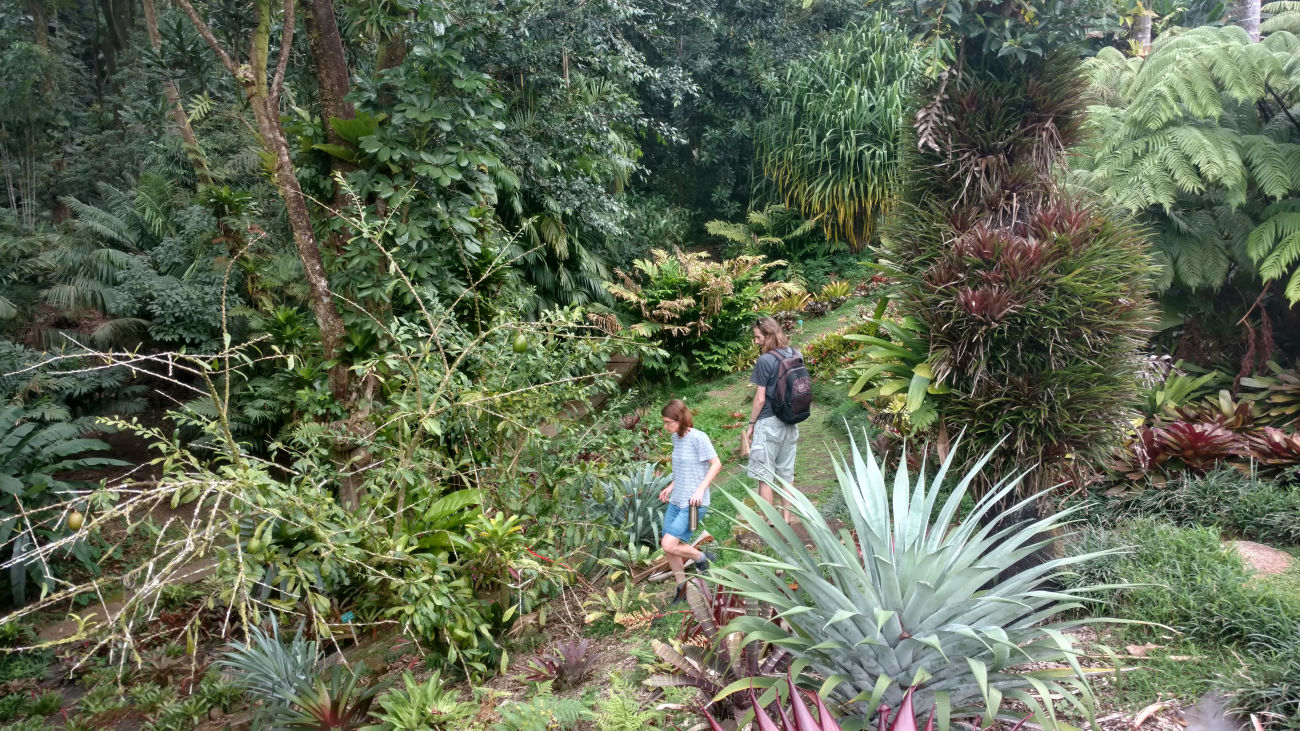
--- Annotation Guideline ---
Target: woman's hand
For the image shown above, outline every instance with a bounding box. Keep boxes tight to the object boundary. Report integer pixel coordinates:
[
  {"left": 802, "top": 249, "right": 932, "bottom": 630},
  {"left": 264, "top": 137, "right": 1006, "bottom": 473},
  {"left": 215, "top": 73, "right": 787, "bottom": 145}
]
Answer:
[
  {"left": 689, "top": 488, "right": 707, "bottom": 506},
  {"left": 659, "top": 485, "right": 672, "bottom": 503}
]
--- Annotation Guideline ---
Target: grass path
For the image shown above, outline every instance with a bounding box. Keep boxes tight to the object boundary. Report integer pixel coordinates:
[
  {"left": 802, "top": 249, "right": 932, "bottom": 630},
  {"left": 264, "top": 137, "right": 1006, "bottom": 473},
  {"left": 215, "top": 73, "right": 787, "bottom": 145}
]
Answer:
[{"left": 650, "top": 299, "right": 871, "bottom": 566}]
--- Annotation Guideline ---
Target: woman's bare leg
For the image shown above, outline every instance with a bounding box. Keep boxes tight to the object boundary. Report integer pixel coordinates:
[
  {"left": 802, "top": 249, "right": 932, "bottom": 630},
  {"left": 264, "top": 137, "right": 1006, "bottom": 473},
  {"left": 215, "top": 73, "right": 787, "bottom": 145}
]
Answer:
[{"left": 661, "top": 535, "right": 701, "bottom": 586}]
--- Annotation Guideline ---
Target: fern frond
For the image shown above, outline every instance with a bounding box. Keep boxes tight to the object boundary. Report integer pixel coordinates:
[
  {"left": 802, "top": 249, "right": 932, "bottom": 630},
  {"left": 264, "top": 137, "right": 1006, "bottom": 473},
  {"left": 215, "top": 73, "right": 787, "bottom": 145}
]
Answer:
[
  {"left": 90, "top": 318, "right": 150, "bottom": 348},
  {"left": 1262, "top": 1, "right": 1300, "bottom": 33},
  {"left": 60, "top": 196, "right": 138, "bottom": 251},
  {"left": 1241, "top": 135, "right": 1297, "bottom": 198},
  {"left": 1247, "top": 202, "right": 1300, "bottom": 302},
  {"left": 186, "top": 93, "right": 214, "bottom": 121},
  {"left": 705, "top": 220, "right": 753, "bottom": 245}
]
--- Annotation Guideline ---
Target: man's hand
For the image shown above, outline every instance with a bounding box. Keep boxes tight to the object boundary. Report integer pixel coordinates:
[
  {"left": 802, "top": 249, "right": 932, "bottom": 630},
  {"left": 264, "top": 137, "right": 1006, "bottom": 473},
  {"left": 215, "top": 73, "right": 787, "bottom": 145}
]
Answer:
[
  {"left": 689, "top": 489, "right": 706, "bottom": 506},
  {"left": 659, "top": 485, "right": 672, "bottom": 503}
]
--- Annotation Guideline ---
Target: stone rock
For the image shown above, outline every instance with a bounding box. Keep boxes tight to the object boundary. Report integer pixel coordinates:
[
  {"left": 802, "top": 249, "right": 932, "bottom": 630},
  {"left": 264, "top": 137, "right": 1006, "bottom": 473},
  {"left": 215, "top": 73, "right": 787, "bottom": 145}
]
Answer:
[{"left": 1230, "top": 540, "right": 1294, "bottom": 576}]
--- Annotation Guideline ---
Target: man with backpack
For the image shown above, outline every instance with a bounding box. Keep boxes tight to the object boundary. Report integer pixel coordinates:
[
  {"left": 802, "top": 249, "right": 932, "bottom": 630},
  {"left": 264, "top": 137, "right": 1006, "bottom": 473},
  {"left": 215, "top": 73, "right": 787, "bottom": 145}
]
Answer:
[{"left": 744, "top": 316, "right": 812, "bottom": 525}]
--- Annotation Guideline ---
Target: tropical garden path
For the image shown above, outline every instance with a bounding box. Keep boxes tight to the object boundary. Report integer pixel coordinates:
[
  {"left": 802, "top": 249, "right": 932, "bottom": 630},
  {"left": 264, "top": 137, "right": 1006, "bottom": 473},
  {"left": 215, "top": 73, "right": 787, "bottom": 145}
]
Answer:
[
  {"left": 659, "top": 299, "right": 869, "bottom": 566},
  {"left": 459, "top": 300, "right": 876, "bottom": 721}
]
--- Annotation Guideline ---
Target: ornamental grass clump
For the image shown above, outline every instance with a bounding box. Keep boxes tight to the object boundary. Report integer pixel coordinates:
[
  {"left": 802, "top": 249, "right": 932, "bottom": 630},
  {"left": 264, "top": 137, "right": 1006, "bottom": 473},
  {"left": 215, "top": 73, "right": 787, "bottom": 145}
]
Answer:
[{"left": 712, "top": 436, "right": 1119, "bottom": 729}]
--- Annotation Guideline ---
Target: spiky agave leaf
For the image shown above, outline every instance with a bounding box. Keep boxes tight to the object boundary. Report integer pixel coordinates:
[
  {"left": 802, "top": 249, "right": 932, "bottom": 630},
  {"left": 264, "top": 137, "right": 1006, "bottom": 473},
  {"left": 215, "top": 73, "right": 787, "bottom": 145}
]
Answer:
[
  {"left": 710, "top": 435, "right": 1122, "bottom": 730},
  {"left": 217, "top": 617, "right": 319, "bottom": 704},
  {"left": 271, "top": 665, "right": 384, "bottom": 730}
]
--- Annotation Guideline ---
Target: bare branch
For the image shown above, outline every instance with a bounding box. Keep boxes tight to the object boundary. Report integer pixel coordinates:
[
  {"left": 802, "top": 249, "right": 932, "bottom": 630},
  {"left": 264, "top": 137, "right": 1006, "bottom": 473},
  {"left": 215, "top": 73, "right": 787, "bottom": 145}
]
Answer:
[
  {"left": 173, "top": 0, "right": 241, "bottom": 78},
  {"left": 271, "top": 0, "right": 295, "bottom": 106}
]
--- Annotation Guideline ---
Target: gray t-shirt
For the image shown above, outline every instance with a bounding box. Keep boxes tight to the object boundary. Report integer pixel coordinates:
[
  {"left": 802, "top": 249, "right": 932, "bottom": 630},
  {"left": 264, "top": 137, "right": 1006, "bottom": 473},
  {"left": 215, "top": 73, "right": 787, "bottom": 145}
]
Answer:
[
  {"left": 670, "top": 428, "right": 718, "bottom": 507},
  {"left": 750, "top": 347, "right": 797, "bottom": 420}
]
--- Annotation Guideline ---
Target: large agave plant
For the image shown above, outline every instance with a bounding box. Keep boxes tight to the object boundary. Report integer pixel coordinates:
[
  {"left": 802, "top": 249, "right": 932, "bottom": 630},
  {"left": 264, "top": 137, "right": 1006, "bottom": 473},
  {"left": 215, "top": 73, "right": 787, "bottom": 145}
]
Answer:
[{"left": 712, "top": 436, "right": 1117, "bottom": 729}]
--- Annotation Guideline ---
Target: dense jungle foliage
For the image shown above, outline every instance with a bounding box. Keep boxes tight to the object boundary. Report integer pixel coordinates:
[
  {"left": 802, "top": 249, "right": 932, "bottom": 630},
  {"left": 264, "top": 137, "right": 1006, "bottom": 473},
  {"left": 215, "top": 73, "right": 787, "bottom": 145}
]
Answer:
[{"left": 1, "top": 0, "right": 1300, "bottom": 728}]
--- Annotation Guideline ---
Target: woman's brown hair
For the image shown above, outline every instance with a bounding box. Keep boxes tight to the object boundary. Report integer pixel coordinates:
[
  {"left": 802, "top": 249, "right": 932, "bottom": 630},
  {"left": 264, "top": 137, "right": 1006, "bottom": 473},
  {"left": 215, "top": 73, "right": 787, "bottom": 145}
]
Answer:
[
  {"left": 753, "top": 316, "right": 790, "bottom": 353},
  {"left": 661, "top": 399, "right": 693, "bottom": 437}
]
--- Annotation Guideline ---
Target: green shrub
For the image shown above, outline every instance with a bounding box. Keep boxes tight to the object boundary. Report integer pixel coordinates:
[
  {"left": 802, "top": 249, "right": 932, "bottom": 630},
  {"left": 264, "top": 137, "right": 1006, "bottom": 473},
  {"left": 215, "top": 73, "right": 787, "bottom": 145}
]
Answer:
[
  {"left": 1092, "top": 468, "right": 1300, "bottom": 544},
  {"left": 714, "top": 436, "right": 1116, "bottom": 728},
  {"left": 1230, "top": 632, "right": 1300, "bottom": 728},
  {"left": 606, "top": 248, "right": 798, "bottom": 379},
  {"left": 0, "top": 695, "right": 23, "bottom": 723},
  {"left": 127, "top": 682, "right": 176, "bottom": 713},
  {"left": 0, "top": 648, "right": 51, "bottom": 683},
  {"left": 368, "top": 671, "right": 474, "bottom": 730},
  {"left": 143, "top": 696, "right": 209, "bottom": 731},
  {"left": 26, "top": 690, "right": 60, "bottom": 716},
  {"left": 884, "top": 46, "right": 1154, "bottom": 498},
  {"left": 802, "top": 320, "right": 872, "bottom": 378}
]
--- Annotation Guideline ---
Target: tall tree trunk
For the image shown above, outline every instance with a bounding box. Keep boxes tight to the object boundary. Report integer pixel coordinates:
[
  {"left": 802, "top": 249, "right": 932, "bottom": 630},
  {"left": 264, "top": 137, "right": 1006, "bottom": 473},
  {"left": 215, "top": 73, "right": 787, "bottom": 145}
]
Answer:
[
  {"left": 244, "top": 92, "right": 348, "bottom": 400},
  {"left": 1234, "top": 0, "right": 1261, "bottom": 41},
  {"left": 299, "top": 0, "right": 356, "bottom": 254},
  {"left": 301, "top": 0, "right": 392, "bottom": 510},
  {"left": 29, "top": 1, "right": 70, "bottom": 223},
  {"left": 300, "top": 0, "right": 354, "bottom": 145},
  {"left": 1132, "top": 9, "right": 1153, "bottom": 55},
  {"left": 177, "top": 0, "right": 362, "bottom": 507},
  {"left": 141, "top": 0, "right": 213, "bottom": 186},
  {"left": 28, "top": 1, "right": 48, "bottom": 50},
  {"left": 175, "top": 0, "right": 351, "bottom": 404}
]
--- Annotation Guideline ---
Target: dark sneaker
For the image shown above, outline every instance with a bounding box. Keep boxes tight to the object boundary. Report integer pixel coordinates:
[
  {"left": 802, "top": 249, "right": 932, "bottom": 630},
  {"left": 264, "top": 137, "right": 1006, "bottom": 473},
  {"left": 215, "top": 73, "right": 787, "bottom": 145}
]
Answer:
[
  {"left": 692, "top": 551, "right": 716, "bottom": 574},
  {"left": 669, "top": 582, "right": 687, "bottom": 605}
]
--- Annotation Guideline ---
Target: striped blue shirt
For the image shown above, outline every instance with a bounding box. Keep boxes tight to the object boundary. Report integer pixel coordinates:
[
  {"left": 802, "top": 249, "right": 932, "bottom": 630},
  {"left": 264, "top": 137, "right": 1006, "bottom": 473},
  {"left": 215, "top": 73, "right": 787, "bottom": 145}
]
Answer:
[{"left": 670, "top": 428, "right": 718, "bottom": 507}]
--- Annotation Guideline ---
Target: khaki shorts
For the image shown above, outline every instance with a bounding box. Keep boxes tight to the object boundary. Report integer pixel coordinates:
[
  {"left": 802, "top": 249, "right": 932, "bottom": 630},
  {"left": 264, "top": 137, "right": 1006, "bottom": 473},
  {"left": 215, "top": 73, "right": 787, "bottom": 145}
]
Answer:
[{"left": 747, "top": 416, "right": 798, "bottom": 486}]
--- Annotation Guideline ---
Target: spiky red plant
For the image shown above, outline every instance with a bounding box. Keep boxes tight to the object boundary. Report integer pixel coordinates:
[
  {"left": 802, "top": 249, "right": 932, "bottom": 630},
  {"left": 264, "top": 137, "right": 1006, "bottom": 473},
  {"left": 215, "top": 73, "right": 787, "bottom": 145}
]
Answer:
[
  {"left": 677, "top": 581, "right": 746, "bottom": 648},
  {"left": 703, "top": 673, "right": 936, "bottom": 731},
  {"left": 1245, "top": 427, "right": 1300, "bottom": 473},
  {"left": 1155, "top": 421, "right": 1240, "bottom": 472},
  {"left": 1110, "top": 424, "right": 1170, "bottom": 480},
  {"left": 523, "top": 639, "right": 598, "bottom": 689}
]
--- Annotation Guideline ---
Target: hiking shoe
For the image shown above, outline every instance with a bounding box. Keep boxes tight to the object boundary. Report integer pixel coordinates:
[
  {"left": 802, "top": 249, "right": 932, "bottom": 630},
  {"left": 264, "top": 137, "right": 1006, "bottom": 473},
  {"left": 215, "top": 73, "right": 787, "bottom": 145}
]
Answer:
[
  {"left": 669, "top": 582, "right": 687, "bottom": 605},
  {"left": 692, "top": 551, "right": 716, "bottom": 574}
]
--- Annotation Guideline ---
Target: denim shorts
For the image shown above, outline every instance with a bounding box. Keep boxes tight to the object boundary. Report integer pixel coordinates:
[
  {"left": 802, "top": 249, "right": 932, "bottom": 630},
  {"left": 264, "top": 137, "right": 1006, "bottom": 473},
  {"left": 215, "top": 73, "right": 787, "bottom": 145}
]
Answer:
[{"left": 663, "top": 503, "right": 707, "bottom": 542}]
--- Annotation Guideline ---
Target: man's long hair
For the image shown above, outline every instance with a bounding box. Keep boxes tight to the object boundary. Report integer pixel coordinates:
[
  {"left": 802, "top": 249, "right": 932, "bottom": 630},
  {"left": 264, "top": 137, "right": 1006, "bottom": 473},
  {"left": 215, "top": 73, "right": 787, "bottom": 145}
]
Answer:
[{"left": 754, "top": 317, "right": 789, "bottom": 354}]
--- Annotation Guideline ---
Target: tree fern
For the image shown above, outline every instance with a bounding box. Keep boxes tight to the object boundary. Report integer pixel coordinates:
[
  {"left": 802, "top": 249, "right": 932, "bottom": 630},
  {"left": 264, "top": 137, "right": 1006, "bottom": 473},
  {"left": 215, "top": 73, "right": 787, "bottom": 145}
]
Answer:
[
  {"left": 1263, "top": 1, "right": 1300, "bottom": 33},
  {"left": 1075, "top": 24, "right": 1300, "bottom": 301}
]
